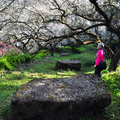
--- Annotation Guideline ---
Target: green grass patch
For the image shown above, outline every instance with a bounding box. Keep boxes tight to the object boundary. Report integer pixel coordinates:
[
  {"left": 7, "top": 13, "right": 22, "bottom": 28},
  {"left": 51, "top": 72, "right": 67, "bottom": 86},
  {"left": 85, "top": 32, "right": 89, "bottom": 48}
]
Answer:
[{"left": 102, "top": 70, "right": 120, "bottom": 120}]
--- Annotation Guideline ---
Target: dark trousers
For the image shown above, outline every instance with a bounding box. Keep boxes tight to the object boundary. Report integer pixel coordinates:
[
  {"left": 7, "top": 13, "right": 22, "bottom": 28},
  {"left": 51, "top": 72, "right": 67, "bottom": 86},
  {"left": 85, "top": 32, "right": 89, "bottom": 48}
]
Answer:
[{"left": 94, "top": 66, "right": 102, "bottom": 77}]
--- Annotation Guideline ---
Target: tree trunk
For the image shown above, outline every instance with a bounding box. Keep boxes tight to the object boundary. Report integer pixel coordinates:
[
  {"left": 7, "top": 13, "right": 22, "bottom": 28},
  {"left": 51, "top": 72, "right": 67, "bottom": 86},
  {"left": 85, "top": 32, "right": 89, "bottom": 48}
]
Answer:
[
  {"left": 109, "top": 49, "right": 120, "bottom": 71},
  {"left": 50, "top": 48, "right": 55, "bottom": 56},
  {"left": 109, "top": 32, "right": 112, "bottom": 48},
  {"left": 71, "top": 47, "right": 76, "bottom": 54},
  {"left": 104, "top": 44, "right": 114, "bottom": 59}
]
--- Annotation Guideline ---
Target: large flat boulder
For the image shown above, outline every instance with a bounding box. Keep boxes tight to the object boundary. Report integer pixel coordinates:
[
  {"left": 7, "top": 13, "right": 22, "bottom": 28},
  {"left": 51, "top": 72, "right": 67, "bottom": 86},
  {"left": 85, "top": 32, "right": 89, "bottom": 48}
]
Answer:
[
  {"left": 55, "top": 60, "right": 81, "bottom": 70},
  {"left": 8, "top": 74, "right": 111, "bottom": 120}
]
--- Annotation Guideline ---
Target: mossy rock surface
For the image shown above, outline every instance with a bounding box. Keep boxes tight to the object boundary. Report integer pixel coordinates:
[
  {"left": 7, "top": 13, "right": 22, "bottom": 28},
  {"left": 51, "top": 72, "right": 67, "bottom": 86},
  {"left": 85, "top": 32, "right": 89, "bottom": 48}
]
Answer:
[{"left": 8, "top": 74, "right": 111, "bottom": 120}]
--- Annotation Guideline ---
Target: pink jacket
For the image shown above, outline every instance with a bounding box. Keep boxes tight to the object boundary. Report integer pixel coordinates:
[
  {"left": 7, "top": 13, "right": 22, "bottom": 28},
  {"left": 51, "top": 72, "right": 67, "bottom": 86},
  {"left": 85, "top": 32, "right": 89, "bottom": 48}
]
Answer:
[{"left": 95, "top": 49, "right": 105, "bottom": 66}]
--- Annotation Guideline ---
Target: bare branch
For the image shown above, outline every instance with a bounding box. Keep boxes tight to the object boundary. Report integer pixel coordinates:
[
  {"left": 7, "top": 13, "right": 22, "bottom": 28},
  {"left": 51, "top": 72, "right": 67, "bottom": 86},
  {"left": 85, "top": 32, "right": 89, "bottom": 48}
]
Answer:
[
  {"left": 89, "top": 0, "right": 110, "bottom": 25},
  {"left": 45, "top": 23, "right": 106, "bottom": 41},
  {"left": 0, "top": 0, "right": 15, "bottom": 12}
]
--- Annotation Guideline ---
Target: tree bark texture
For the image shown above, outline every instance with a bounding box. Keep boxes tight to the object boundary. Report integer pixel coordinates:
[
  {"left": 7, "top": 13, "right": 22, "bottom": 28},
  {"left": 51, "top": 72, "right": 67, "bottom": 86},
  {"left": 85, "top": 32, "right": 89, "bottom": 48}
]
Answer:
[{"left": 109, "top": 49, "right": 120, "bottom": 71}]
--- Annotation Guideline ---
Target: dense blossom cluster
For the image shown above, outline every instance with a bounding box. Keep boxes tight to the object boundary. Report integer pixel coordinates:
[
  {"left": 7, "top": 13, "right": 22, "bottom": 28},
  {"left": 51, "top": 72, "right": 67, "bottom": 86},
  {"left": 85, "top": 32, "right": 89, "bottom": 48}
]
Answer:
[{"left": 0, "top": 40, "right": 19, "bottom": 56}]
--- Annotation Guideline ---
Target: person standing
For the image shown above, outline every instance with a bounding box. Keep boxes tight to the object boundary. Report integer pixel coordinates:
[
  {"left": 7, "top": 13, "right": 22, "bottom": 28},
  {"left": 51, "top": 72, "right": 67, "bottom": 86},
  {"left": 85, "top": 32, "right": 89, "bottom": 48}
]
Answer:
[{"left": 94, "top": 42, "right": 105, "bottom": 77}]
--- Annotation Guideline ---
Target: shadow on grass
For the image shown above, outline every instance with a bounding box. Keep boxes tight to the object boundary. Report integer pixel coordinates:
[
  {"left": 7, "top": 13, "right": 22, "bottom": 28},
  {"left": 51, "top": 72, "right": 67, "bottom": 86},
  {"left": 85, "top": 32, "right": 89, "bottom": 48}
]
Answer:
[
  {"left": 1, "top": 105, "right": 11, "bottom": 119},
  {"left": 0, "top": 84, "right": 19, "bottom": 119},
  {"left": 21, "top": 61, "right": 95, "bottom": 77}
]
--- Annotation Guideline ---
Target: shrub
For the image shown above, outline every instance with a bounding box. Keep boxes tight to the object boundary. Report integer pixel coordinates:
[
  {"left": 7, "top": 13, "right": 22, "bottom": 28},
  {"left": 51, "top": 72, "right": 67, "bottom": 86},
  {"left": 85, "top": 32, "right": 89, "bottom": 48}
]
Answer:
[
  {"left": 32, "top": 50, "right": 49, "bottom": 61},
  {"left": 59, "top": 46, "right": 71, "bottom": 52},
  {"left": 59, "top": 46, "right": 81, "bottom": 53},
  {"left": 0, "top": 56, "right": 13, "bottom": 70},
  {"left": 0, "top": 41, "right": 19, "bottom": 56},
  {"left": 0, "top": 52, "right": 28, "bottom": 70},
  {"left": 23, "top": 52, "right": 33, "bottom": 63},
  {"left": 76, "top": 48, "right": 81, "bottom": 53},
  {"left": 0, "top": 52, "right": 29, "bottom": 70},
  {"left": 0, "top": 50, "right": 49, "bottom": 71},
  {"left": 6, "top": 53, "right": 25, "bottom": 67}
]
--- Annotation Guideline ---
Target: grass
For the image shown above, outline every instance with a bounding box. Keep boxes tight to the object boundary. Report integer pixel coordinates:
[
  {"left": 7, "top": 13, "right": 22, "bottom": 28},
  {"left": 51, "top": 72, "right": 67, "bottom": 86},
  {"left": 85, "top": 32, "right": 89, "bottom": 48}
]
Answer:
[{"left": 0, "top": 45, "right": 120, "bottom": 120}]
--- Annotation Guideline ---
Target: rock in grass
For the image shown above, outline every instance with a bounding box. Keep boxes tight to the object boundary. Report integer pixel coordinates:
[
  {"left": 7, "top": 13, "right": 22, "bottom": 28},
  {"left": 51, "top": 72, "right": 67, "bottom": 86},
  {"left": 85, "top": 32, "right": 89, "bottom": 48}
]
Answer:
[
  {"left": 55, "top": 59, "right": 81, "bottom": 70},
  {"left": 60, "top": 53, "right": 69, "bottom": 56},
  {"left": 8, "top": 74, "right": 111, "bottom": 120}
]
